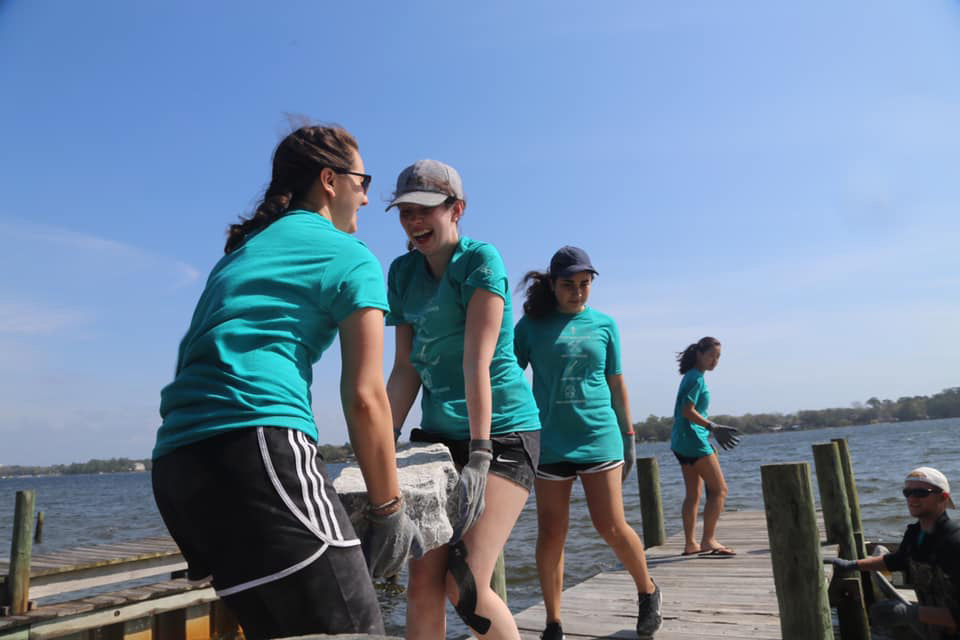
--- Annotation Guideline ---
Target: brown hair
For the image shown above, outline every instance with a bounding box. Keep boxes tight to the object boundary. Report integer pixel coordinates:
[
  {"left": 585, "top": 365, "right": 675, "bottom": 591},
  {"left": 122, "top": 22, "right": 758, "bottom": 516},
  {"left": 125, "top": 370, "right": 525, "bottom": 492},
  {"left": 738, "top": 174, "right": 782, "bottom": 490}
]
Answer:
[
  {"left": 224, "top": 125, "right": 358, "bottom": 253},
  {"left": 518, "top": 270, "right": 557, "bottom": 319},
  {"left": 677, "top": 337, "right": 721, "bottom": 374}
]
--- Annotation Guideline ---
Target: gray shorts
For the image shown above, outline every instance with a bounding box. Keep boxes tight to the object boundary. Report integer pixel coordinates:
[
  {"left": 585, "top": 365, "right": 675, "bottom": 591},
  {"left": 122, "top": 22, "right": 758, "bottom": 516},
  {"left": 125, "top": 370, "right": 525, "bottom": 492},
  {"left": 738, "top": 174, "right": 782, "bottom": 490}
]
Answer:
[{"left": 409, "top": 428, "right": 540, "bottom": 492}]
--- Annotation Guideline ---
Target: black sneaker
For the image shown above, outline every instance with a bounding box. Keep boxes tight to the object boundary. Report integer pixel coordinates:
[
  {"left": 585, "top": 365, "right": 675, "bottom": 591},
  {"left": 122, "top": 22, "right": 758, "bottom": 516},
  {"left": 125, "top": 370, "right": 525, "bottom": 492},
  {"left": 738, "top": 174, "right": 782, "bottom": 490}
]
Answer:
[
  {"left": 636, "top": 582, "right": 663, "bottom": 638},
  {"left": 541, "top": 621, "right": 564, "bottom": 640}
]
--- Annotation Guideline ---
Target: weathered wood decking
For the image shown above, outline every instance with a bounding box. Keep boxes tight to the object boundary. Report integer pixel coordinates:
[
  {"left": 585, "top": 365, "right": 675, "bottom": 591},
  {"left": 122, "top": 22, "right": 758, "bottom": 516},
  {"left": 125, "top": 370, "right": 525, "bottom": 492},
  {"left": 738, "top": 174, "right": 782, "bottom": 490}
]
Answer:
[{"left": 514, "top": 510, "right": 791, "bottom": 640}]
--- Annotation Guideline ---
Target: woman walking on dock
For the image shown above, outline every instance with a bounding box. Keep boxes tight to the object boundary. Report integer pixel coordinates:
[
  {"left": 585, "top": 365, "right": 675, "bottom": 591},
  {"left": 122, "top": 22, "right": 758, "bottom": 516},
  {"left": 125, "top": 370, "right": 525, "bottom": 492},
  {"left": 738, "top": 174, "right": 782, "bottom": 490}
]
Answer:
[
  {"left": 385, "top": 159, "right": 541, "bottom": 640},
  {"left": 152, "top": 125, "right": 420, "bottom": 639},
  {"left": 513, "top": 246, "right": 662, "bottom": 640},
  {"left": 671, "top": 337, "right": 740, "bottom": 557}
]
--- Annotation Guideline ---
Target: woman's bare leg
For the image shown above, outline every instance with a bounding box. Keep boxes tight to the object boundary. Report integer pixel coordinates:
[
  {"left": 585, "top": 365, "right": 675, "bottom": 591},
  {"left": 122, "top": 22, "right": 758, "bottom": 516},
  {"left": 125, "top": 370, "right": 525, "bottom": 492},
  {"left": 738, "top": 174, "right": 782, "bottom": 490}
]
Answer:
[
  {"left": 679, "top": 462, "right": 703, "bottom": 554},
  {"left": 693, "top": 453, "right": 729, "bottom": 551},
  {"left": 534, "top": 477, "right": 574, "bottom": 624}
]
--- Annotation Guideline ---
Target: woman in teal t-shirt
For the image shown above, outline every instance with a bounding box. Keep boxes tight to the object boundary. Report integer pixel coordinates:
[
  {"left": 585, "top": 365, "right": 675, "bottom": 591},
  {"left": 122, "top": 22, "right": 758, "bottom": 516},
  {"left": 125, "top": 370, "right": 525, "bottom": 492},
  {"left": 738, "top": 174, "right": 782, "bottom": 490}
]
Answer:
[
  {"left": 671, "top": 337, "right": 740, "bottom": 557},
  {"left": 385, "top": 159, "right": 541, "bottom": 639},
  {"left": 152, "top": 126, "right": 420, "bottom": 639},
  {"left": 513, "top": 246, "right": 661, "bottom": 640}
]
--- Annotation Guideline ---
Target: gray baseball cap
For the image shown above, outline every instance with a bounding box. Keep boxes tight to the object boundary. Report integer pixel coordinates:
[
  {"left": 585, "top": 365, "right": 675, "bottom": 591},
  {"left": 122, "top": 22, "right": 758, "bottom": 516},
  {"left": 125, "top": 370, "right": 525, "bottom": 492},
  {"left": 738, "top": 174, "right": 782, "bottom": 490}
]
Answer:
[{"left": 385, "top": 159, "right": 465, "bottom": 211}]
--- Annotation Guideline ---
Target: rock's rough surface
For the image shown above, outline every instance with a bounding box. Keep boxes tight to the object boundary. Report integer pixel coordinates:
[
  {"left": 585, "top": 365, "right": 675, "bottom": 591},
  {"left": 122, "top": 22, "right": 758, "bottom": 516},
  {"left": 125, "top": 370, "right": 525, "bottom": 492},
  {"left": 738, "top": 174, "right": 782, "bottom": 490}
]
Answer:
[{"left": 332, "top": 443, "right": 459, "bottom": 552}]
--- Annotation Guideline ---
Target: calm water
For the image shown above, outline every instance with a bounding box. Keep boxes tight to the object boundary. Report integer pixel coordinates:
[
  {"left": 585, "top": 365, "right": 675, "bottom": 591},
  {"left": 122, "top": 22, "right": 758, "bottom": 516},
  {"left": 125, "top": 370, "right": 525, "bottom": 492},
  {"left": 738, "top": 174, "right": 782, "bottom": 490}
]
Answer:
[{"left": 3, "top": 418, "right": 959, "bottom": 637}]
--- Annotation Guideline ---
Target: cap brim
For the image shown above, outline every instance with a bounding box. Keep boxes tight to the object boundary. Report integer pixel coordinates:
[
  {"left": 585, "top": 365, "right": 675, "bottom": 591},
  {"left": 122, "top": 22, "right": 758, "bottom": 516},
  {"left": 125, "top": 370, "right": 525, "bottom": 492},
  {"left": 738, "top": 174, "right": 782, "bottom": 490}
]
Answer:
[
  {"left": 552, "top": 264, "right": 599, "bottom": 278},
  {"left": 385, "top": 191, "right": 449, "bottom": 211}
]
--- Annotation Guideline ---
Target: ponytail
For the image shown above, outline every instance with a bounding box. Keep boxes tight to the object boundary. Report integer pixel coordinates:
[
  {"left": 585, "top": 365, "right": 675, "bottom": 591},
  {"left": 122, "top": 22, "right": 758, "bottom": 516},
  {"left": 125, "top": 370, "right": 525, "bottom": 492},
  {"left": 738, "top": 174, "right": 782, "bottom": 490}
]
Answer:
[
  {"left": 676, "top": 336, "right": 721, "bottom": 374},
  {"left": 519, "top": 270, "right": 556, "bottom": 319},
  {"left": 223, "top": 124, "right": 359, "bottom": 254}
]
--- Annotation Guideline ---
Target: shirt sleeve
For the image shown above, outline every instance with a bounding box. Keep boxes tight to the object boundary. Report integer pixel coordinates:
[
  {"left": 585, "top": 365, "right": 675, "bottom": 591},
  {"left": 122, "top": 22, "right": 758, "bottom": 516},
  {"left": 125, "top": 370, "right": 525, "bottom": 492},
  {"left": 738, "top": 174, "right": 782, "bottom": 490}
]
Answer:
[
  {"left": 605, "top": 317, "right": 623, "bottom": 376},
  {"left": 882, "top": 527, "right": 913, "bottom": 572},
  {"left": 513, "top": 317, "right": 530, "bottom": 369},
  {"left": 683, "top": 374, "right": 704, "bottom": 407},
  {"left": 462, "top": 243, "right": 509, "bottom": 304},
  {"left": 329, "top": 245, "right": 389, "bottom": 324}
]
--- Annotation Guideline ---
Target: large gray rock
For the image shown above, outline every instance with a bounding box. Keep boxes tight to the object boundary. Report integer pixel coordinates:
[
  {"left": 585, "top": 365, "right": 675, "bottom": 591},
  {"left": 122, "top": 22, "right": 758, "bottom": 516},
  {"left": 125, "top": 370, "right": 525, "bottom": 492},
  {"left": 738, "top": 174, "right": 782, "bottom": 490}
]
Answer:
[{"left": 333, "top": 443, "right": 459, "bottom": 552}]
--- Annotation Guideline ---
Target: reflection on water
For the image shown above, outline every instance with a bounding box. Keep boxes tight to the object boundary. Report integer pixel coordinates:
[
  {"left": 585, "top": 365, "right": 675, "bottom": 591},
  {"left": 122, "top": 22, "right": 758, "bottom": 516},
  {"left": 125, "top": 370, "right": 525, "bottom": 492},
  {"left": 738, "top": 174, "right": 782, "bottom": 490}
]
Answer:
[{"left": 2, "top": 418, "right": 958, "bottom": 638}]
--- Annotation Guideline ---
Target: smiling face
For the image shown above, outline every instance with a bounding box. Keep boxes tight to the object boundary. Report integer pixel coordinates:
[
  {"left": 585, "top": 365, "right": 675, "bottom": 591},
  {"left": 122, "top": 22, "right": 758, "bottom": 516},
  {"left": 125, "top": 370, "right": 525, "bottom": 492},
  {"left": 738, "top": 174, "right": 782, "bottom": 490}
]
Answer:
[
  {"left": 397, "top": 200, "right": 462, "bottom": 256},
  {"left": 328, "top": 150, "right": 369, "bottom": 234},
  {"left": 552, "top": 271, "right": 593, "bottom": 314},
  {"left": 697, "top": 344, "right": 722, "bottom": 371}
]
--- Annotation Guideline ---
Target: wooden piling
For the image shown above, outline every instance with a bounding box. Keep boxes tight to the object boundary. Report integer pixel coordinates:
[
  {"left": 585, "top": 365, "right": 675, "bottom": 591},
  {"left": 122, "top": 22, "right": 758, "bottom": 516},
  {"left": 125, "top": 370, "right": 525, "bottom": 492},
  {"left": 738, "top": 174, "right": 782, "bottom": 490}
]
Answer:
[
  {"left": 832, "top": 438, "right": 865, "bottom": 547},
  {"left": 761, "top": 463, "right": 834, "bottom": 640},
  {"left": 34, "top": 512, "right": 44, "bottom": 546},
  {"left": 836, "top": 577, "right": 871, "bottom": 640},
  {"left": 7, "top": 490, "right": 36, "bottom": 615},
  {"left": 636, "top": 457, "right": 665, "bottom": 548},
  {"left": 491, "top": 552, "right": 507, "bottom": 604},
  {"left": 812, "top": 442, "right": 857, "bottom": 558}
]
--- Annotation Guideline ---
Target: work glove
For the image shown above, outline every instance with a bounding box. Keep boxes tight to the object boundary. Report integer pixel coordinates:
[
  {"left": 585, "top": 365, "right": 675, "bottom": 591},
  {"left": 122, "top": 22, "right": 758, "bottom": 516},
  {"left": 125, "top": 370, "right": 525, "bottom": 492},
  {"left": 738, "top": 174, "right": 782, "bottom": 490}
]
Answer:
[
  {"left": 621, "top": 432, "right": 636, "bottom": 482},
  {"left": 823, "top": 556, "right": 860, "bottom": 573},
  {"left": 708, "top": 423, "right": 741, "bottom": 451},
  {"left": 449, "top": 440, "right": 492, "bottom": 544},
  {"left": 362, "top": 501, "right": 424, "bottom": 578},
  {"left": 869, "top": 599, "right": 920, "bottom": 629}
]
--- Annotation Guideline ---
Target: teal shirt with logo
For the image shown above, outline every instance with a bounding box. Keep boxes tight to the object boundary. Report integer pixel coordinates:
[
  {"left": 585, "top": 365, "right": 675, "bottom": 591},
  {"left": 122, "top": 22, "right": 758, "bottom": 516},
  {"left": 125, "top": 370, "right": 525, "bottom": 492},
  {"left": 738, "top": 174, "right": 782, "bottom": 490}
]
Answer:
[
  {"left": 671, "top": 369, "right": 713, "bottom": 457},
  {"left": 154, "top": 210, "right": 390, "bottom": 459},
  {"left": 386, "top": 237, "right": 540, "bottom": 439},
  {"left": 514, "top": 308, "right": 624, "bottom": 464}
]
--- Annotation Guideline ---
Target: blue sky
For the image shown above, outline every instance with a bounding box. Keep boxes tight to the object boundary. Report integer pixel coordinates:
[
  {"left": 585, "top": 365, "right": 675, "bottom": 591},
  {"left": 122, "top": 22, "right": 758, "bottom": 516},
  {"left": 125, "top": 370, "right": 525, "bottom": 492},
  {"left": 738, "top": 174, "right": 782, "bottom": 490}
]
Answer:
[{"left": 2, "top": 1, "right": 958, "bottom": 465}]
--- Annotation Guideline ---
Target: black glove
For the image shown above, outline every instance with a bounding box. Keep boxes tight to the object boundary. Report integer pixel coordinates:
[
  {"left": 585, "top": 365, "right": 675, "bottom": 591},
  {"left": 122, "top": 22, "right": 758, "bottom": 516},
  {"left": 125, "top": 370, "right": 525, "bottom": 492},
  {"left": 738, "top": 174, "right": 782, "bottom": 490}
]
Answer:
[
  {"left": 824, "top": 556, "right": 859, "bottom": 573},
  {"left": 449, "top": 440, "right": 492, "bottom": 544},
  {"left": 621, "top": 432, "right": 636, "bottom": 482},
  {"left": 870, "top": 599, "right": 919, "bottom": 628},
  {"left": 362, "top": 502, "right": 424, "bottom": 578},
  {"left": 709, "top": 423, "right": 741, "bottom": 450}
]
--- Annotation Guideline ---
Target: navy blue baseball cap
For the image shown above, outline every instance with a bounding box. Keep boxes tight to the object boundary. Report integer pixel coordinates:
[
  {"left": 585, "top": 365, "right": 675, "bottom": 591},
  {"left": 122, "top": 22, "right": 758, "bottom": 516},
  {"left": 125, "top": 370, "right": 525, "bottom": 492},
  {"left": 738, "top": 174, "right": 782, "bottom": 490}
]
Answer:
[{"left": 549, "top": 246, "right": 598, "bottom": 278}]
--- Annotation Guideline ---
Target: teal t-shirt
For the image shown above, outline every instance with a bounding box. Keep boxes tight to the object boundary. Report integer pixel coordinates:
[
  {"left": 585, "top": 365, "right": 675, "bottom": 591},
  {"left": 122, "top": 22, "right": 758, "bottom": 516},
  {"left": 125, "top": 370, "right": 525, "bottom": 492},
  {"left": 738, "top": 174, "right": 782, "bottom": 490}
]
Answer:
[
  {"left": 514, "top": 308, "right": 624, "bottom": 465},
  {"left": 154, "top": 210, "right": 390, "bottom": 459},
  {"left": 386, "top": 237, "right": 540, "bottom": 439},
  {"left": 670, "top": 369, "right": 713, "bottom": 457}
]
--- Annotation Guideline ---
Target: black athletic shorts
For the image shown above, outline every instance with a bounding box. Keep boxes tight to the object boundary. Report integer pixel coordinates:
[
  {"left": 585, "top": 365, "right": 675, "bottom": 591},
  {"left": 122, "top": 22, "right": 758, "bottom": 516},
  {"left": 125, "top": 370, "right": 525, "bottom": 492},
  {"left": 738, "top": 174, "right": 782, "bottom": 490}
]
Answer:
[
  {"left": 536, "top": 458, "right": 624, "bottom": 481},
  {"left": 409, "top": 428, "right": 540, "bottom": 492},
  {"left": 152, "top": 426, "right": 383, "bottom": 638},
  {"left": 673, "top": 448, "right": 715, "bottom": 466}
]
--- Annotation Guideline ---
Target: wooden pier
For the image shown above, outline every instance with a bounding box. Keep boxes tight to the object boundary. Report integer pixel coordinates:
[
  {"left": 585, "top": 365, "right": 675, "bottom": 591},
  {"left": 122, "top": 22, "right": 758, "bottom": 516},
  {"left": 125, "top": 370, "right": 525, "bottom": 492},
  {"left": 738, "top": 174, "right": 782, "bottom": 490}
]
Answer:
[{"left": 514, "top": 510, "right": 797, "bottom": 640}]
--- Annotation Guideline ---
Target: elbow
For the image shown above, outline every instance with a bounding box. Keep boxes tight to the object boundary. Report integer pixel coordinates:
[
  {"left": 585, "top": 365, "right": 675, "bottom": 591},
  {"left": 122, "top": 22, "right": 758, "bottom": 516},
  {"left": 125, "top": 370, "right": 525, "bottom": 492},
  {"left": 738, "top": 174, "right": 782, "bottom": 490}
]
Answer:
[{"left": 345, "top": 387, "right": 388, "bottom": 422}]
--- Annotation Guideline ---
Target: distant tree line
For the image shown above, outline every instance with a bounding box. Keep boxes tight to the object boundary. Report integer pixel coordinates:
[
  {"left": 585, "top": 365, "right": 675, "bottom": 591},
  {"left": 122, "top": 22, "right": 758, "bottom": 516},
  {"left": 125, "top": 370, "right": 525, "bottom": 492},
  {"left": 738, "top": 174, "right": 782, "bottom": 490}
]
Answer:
[
  {"left": 1, "top": 443, "right": 356, "bottom": 477},
  {"left": 634, "top": 387, "right": 960, "bottom": 442}
]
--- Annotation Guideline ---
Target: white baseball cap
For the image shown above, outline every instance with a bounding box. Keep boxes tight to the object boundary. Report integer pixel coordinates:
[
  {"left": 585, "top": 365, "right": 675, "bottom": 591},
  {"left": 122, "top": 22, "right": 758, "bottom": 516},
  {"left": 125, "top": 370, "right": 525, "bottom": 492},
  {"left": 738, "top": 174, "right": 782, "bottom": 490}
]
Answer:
[{"left": 905, "top": 467, "right": 955, "bottom": 509}]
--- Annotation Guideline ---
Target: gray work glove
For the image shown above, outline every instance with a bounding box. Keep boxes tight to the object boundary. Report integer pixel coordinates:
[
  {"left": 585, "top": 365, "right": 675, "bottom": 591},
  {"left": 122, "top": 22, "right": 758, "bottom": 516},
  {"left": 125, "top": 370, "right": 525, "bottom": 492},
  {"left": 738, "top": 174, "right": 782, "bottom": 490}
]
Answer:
[
  {"left": 362, "top": 505, "right": 424, "bottom": 578},
  {"left": 449, "top": 440, "right": 493, "bottom": 544},
  {"left": 824, "top": 557, "right": 860, "bottom": 573},
  {"left": 621, "top": 432, "right": 636, "bottom": 482},
  {"left": 869, "top": 599, "right": 920, "bottom": 628},
  {"left": 708, "top": 422, "right": 741, "bottom": 450}
]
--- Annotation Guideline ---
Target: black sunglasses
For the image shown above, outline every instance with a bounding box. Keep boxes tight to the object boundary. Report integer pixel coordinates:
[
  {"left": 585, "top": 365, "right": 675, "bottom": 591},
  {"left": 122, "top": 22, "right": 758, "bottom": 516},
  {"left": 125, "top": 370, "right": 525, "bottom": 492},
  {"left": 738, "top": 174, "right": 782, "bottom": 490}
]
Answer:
[
  {"left": 331, "top": 168, "right": 372, "bottom": 194},
  {"left": 902, "top": 487, "right": 941, "bottom": 499}
]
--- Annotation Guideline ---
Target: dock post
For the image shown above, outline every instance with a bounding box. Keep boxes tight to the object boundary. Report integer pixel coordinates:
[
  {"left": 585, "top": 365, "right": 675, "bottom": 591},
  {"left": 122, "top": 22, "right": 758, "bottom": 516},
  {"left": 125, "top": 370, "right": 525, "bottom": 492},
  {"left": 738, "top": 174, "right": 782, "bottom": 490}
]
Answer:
[
  {"left": 491, "top": 552, "right": 507, "bottom": 604},
  {"left": 812, "top": 443, "right": 857, "bottom": 557},
  {"left": 835, "top": 577, "right": 872, "bottom": 640},
  {"left": 636, "top": 457, "right": 666, "bottom": 548},
  {"left": 761, "top": 463, "right": 834, "bottom": 640},
  {"left": 34, "top": 511, "right": 45, "bottom": 545},
  {"left": 831, "top": 438, "right": 865, "bottom": 555},
  {"left": 7, "top": 490, "right": 36, "bottom": 615}
]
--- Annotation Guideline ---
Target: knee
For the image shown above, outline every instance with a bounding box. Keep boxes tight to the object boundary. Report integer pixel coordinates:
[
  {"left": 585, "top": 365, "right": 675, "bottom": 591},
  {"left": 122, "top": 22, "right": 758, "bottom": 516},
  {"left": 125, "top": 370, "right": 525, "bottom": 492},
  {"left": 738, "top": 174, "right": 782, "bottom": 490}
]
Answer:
[
  {"left": 593, "top": 520, "right": 629, "bottom": 547},
  {"left": 710, "top": 482, "right": 728, "bottom": 500},
  {"left": 683, "top": 489, "right": 701, "bottom": 506},
  {"left": 537, "top": 520, "right": 569, "bottom": 547}
]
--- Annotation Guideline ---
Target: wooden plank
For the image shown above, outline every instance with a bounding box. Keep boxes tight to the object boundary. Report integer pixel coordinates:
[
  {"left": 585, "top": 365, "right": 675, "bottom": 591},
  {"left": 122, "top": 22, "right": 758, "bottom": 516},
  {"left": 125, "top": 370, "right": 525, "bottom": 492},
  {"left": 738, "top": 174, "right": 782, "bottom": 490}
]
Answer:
[
  {"left": 210, "top": 601, "right": 240, "bottom": 640},
  {"left": 122, "top": 617, "right": 152, "bottom": 640},
  {"left": 514, "top": 510, "right": 821, "bottom": 640},
  {"left": 184, "top": 604, "right": 210, "bottom": 640},
  {"left": 28, "top": 558, "right": 187, "bottom": 600},
  {"left": 155, "top": 610, "right": 185, "bottom": 640},
  {"left": 27, "top": 588, "right": 217, "bottom": 640}
]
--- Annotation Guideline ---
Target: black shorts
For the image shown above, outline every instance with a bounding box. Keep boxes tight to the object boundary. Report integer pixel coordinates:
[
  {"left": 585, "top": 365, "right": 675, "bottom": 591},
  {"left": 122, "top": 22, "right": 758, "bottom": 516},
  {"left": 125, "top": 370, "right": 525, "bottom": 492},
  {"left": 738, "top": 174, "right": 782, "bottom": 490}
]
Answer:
[
  {"left": 152, "top": 426, "right": 383, "bottom": 637},
  {"left": 536, "top": 459, "right": 624, "bottom": 481},
  {"left": 409, "top": 428, "right": 540, "bottom": 492},
  {"left": 673, "top": 448, "right": 715, "bottom": 466}
]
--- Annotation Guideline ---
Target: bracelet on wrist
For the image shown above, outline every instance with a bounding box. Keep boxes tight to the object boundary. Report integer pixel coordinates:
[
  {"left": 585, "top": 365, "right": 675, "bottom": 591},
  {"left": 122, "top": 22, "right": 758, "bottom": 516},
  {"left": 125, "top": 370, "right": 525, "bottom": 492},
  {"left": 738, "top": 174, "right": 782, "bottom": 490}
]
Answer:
[
  {"left": 624, "top": 431, "right": 635, "bottom": 436},
  {"left": 367, "top": 495, "right": 404, "bottom": 517}
]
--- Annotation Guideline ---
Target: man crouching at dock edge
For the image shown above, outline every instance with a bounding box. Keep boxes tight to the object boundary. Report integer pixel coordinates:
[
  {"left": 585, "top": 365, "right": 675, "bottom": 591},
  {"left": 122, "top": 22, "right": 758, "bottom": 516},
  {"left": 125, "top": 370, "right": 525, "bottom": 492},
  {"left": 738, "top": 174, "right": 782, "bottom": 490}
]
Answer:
[{"left": 826, "top": 467, "right": 960, "bottom": 639}]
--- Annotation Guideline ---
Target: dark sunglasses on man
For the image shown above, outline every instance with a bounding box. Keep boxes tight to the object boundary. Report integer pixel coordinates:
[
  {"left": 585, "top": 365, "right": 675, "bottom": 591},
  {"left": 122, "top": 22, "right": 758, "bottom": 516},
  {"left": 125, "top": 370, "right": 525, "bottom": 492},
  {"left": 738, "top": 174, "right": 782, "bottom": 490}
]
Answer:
[
  {"left": 902, "top": 487, "right": 942, "bottom": 499},
  {"left": 332, "top": 168, "right": 372, "bottom": 194}
]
